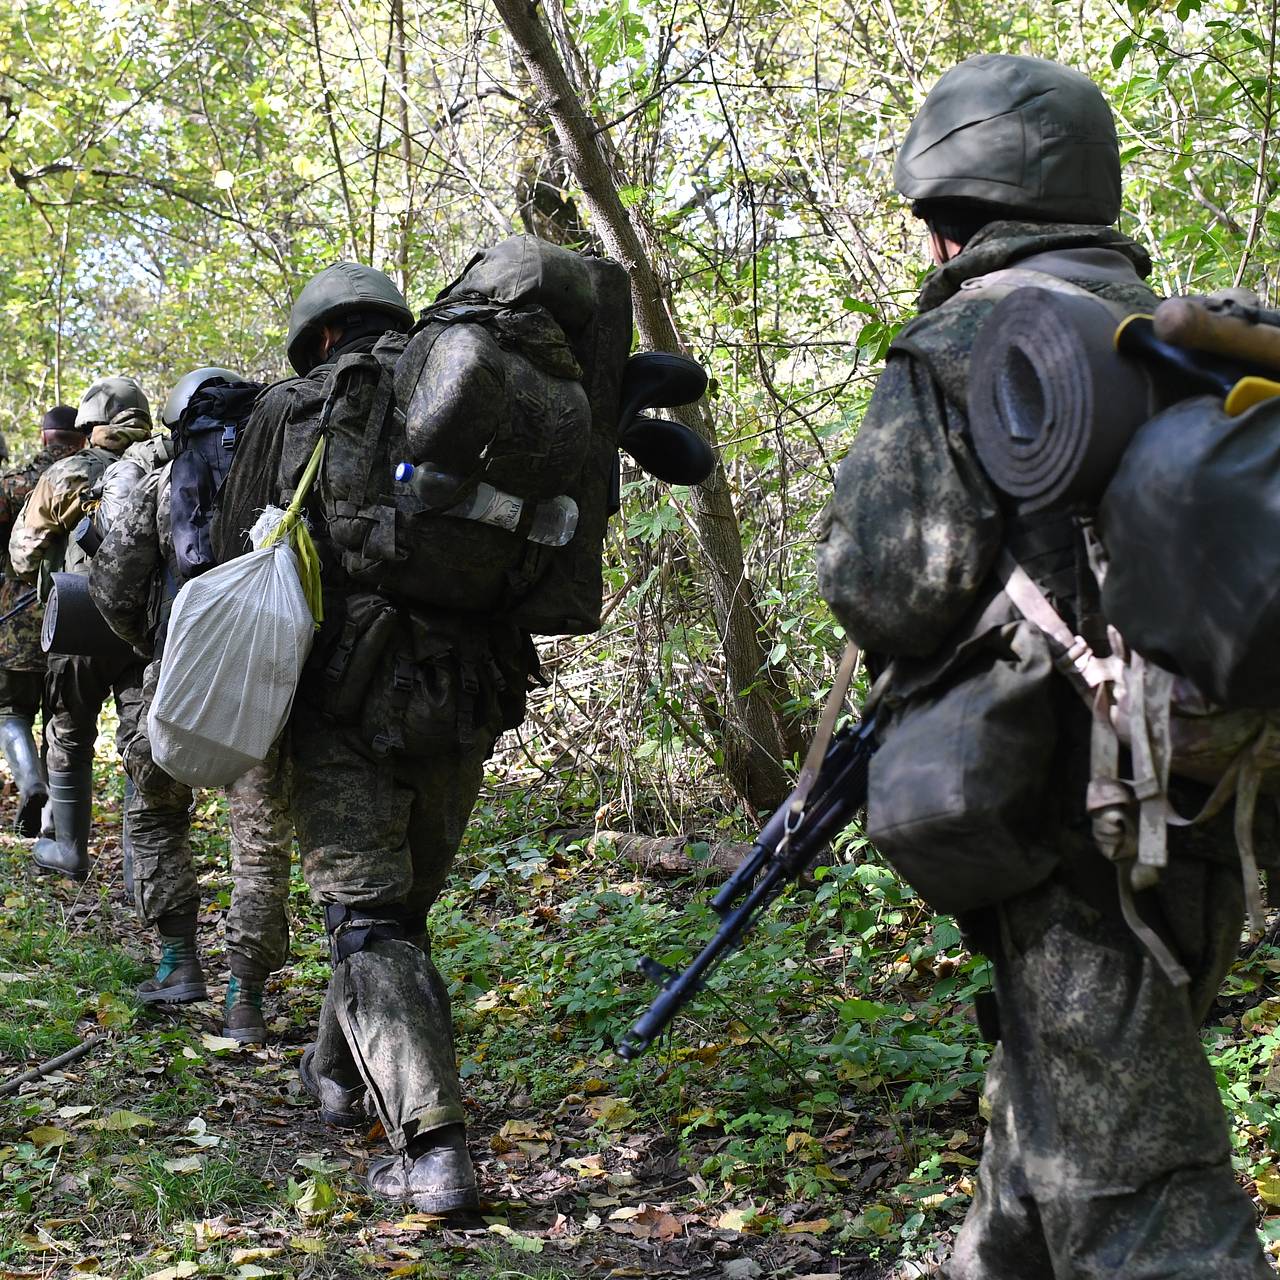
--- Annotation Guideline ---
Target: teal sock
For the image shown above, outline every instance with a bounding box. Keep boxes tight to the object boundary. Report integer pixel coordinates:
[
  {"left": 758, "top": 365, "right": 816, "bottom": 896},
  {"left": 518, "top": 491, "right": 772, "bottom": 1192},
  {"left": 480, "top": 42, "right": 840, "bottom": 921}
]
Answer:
[
  {"left": 154, "top": 934, "right": 196, "bottom": 983},
  {"left": 225, "top": 975, "right": 264, "bottom": 1011}
]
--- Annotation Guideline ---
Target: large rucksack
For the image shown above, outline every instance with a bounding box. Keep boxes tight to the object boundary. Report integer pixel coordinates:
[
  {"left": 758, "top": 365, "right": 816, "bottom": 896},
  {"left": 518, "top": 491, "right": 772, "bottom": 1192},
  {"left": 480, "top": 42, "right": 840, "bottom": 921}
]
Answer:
[
  {"left": 311, "top": 237, "right": 633, "bottom": 635},
  {"left": 169, "top": 380, "right": 263, "bottom": 581}
]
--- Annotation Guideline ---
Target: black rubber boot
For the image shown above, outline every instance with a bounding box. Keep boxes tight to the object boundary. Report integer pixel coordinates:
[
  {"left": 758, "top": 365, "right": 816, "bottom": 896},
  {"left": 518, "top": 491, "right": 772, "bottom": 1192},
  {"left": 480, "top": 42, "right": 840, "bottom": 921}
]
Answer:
[
  {"left": 0, "top": 717, "right": 48, "bottom": 837},
  {"left": 366, "top": 1124, "right": 479, "bottom": 1214},
  {"left": 223, "top": 972, "right": 267, "bottom": 1045},
  {"left": 299, "top": 1043, "right": 367, "bottom": 1128},
  {"left": 137, "top": 913, "right": 207, "bottom": 1004},
  {"left": 32, "top": 764, "right": 92, "bottom": 881}
]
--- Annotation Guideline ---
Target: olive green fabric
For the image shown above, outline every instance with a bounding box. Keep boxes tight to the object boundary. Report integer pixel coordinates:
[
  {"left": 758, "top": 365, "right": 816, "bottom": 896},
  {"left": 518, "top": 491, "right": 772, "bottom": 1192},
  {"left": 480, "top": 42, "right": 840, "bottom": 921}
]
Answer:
[
  {"left": 75, "top": 376, "right": 150, "bottom": 430},
  {"left": 943, "top": 858, "right": 1271, "bottom": 1279},
  {"left": 894, "top": 55, "right": 1122, "bottom": 225},
  {"left": 286, "top": 262, "right": 413, "bottom": 375},
  {"left": 816, "top": 222, "right": 1156, "bottom": 658}
]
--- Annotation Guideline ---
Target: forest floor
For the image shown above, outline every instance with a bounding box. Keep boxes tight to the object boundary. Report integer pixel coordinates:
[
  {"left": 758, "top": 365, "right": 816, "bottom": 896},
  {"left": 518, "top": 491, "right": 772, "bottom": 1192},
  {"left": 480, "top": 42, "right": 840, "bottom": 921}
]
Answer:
[{"left": 2, "top": 744, "right": 1280, "bottom": 1279}]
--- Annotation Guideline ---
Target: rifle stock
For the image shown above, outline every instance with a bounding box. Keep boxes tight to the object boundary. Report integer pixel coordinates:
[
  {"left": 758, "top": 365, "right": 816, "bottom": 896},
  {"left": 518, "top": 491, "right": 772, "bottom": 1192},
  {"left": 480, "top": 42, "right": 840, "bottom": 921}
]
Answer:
[{"left": 617, "top": 715, "right": 877, "bottom": 1061}]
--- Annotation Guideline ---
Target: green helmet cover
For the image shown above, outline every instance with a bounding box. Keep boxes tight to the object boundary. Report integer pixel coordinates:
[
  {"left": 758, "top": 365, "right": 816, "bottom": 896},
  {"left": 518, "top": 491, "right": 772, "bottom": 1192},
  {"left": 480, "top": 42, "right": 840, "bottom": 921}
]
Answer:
[
  {"left": 162, "top": 367, "right": 242, "bottom": 427},
  {"left": 286, "top": 262, "right": 413, "bottom": 374},
  {"left": 75, "top": 375, "right": 150, "bottom": 429},
  {"left": 894, "top": 54, "right": 1122, "bottom": 225}
]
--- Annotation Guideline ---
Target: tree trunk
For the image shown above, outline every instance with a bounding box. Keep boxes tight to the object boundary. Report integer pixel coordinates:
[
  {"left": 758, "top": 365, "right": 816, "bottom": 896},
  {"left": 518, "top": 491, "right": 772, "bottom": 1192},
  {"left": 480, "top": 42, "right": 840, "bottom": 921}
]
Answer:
[{"left": 492, "top": 0, "right": 797, "bottom": 810}]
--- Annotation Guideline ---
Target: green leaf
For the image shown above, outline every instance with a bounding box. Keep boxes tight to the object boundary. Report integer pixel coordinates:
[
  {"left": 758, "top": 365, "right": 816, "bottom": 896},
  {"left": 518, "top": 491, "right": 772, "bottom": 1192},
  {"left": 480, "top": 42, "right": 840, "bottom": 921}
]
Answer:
[{"left": 1111, "top": 35, "right": 1134, "bottom": 68}]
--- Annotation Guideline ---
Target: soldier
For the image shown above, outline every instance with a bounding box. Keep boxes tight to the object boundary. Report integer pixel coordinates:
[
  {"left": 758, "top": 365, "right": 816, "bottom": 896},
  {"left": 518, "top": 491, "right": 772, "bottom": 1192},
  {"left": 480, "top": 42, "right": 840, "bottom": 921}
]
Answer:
[
  {"left": 88, "top": 368, "right": 293, "bottom": 1043},
  {"left": 0, "top": 406, "right": 87, "bottom": 834},
  {"left": 9, "top": 376, "right": 153, "bottom": 880},
  {"left": 817, "top": 55, "right": 1273, "bottom": 1278},
  {"left": 212, "top": 264, "right": 534, "bottom": 1213}
]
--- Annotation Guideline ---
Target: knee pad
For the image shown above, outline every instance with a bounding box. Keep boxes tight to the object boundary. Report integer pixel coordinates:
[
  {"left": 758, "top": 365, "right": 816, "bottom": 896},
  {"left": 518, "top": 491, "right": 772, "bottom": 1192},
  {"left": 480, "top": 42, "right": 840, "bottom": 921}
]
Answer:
[{"left": 323, "top": 903, "right": 414, "bottom": 964}]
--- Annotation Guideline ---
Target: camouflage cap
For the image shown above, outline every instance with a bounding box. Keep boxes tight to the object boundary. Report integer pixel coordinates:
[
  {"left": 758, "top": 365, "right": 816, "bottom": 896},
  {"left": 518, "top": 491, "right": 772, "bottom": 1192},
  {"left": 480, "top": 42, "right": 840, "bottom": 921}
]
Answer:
[
  {"left": 894, "top": 54, "right": 1122, "bottom": 225},
  {"left": 286, "top": 262, "right": 413, "bottom": 374},
  {"left": 75, "top": 376, "right": 150, "bottom": 429}
]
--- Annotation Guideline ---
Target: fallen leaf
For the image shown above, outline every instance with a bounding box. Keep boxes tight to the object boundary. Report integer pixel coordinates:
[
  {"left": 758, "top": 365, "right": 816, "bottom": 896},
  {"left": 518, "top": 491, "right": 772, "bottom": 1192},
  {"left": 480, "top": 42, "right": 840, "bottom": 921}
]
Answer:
[
  {"left": 142, "top": 1264, "right": 200, "bottom": 1280},
  {"left": 162, "top": 1156, "right": 205, "bottom": 1175},
  {"left": 289, "top": 1237, "right": 325, "bottom": 1254},
  {"left": 487, "top": 1223, "right": 543, "bottom": 1253},
  {"left": 781, "top": 1217, "right": 831, "bottom": 1235},
  {"left": 721, "top": 1261, "right": 762, "bottom": 1279},
  {"left": 56, "top": 1105, "right": 94, "bottom": 1120},
  {"left": 92, "top": 1110, "right": 155, "bottom": 1132},
  {"left": 1256, "top": 1169, "right": 1280, "bottom": 1206},
  {"left": 715, "top": 1206, "right": 761, "bottom": 1233},
  {"left": 26, "top": 1126, "right": 69, "bottom": 1149},
  {"left": 199, "top": 1034, "right": 243, "bottom": 1053},
  {"left": 183, "top": 1118, "right": 221, "bottom": 1149},
  {"left": 290, "top": 1175, "right": 337, "bottom": 1225},
  {"left": 585, "top": 1096, "right": 638, "bottom": 1131}
]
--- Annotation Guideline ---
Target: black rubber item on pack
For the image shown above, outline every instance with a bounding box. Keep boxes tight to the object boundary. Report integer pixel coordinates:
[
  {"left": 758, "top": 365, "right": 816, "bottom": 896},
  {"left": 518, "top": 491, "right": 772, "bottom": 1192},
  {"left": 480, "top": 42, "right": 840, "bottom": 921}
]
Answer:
[
  {"left": 41, "top": 572, "right": 135, "bottom": 660},
  {"left": 1098, "top": 393, "right": 1280, "bottom": 709},
  {"left": 968, "top": 288, "right": 1154, "bottom": 512},
  {"left": 619, "top": 416, "right": 715, "bottom": 485},
  {"left": 617, "top": 352, "right": 708, "bottom": 429}
]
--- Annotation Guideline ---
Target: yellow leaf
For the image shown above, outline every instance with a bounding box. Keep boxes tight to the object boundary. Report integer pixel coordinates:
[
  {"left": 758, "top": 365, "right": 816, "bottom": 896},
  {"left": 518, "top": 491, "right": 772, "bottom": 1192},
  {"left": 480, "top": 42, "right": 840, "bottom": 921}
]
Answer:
[
  {"left": 289, "top": 1238, "right": 325, "bottom": 1254},
  {"left": 199, "top": 1034, "right": 244, "bottom": 1053},
  {"left": 715, "top": 1206, "right": 760, "bottom": 1233},
  {"left": 142, "top": 1263, "right": 200, "bottom": 1280},
  {"left": 92, "top": 1110, "right": 154, "bottom": 1132},
  {"left": 26, "top": 1125, "right": 69, "bottom": 1148},
  {"left": 1256, "top": 1169, "right": 1280, "bottom": 1206},
  {"left": 781, "top": 1218, "right": 831, "bottom": 1235},
  {"left": 585, "top": 1096, "right": 637, "bottom": 1131}
]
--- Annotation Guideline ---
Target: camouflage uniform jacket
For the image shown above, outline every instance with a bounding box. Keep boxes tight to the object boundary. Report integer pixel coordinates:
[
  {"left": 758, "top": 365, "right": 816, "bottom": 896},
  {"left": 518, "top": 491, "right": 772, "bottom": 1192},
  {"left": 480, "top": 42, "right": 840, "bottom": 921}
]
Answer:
[
  {"left": 0, "top": 441, "right": 83, "bottom": 670},
  {"left": 88, "top": 464, "right": 177, "bottom": 655},
  {"left": 8, "top": 420, "right": 155, "bottom": 586},
  {"left": 816, "top": 221, "right": 1159, "bottom": 659}
]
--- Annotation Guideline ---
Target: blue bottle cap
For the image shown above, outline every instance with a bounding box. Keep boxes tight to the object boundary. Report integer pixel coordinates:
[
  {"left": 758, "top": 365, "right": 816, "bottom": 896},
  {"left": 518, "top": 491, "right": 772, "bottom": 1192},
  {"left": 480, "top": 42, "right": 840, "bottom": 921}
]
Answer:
[{"left": 394, "top": 461, "right": 414, "bottom": 483}]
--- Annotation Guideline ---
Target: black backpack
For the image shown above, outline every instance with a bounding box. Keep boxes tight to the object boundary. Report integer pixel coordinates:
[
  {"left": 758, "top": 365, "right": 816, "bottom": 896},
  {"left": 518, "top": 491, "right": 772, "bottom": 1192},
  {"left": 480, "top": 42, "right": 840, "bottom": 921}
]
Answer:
[{"left": 170, "top": 381, "right": 264, "bottom": 581}]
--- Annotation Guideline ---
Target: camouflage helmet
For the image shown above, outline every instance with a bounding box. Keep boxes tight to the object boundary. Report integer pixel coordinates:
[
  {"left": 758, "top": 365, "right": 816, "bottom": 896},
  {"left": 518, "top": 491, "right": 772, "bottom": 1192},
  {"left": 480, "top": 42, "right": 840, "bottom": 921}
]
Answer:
[
  {"left": 286, "top": 262, "right": 413, "bottom": 374},
  {"left": 162, "top": 367, "right": 242, "bottom": 427},
  {"left": 894, "top": 54, "right": 1122, "bottom": 225},
  {"left": 75, "top": 376, "right": 150, "bottom": 429}
]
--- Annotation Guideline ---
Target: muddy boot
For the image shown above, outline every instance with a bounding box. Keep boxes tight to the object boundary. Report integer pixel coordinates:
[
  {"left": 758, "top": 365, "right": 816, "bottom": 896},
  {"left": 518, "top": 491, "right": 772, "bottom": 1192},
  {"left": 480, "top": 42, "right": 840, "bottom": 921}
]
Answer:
[
  {"left": 222, "top": 974, "right": 266, "bottom": 1045},
  {"left": 137, "top": 913, "right": 207, "bottom": 1004},
  {"left": 32, "top": 764, "right": 92, "bottom": 881},
  {"left": 367, "top": 1124, "right": 479, "bottom": 1214},
  {"left": 0, "top": 717, "right": 48, "bottom": 837},
  {"left": 299, "top": 1042, "right": 367, "bottom": 1129}
]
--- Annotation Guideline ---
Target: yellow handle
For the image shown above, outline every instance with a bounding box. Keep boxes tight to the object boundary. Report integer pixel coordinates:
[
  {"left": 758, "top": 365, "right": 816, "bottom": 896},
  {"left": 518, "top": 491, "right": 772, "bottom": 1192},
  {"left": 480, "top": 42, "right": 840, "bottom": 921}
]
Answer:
[{"left": 1224, "top": 376, "right": 1280, "bottom": 417}]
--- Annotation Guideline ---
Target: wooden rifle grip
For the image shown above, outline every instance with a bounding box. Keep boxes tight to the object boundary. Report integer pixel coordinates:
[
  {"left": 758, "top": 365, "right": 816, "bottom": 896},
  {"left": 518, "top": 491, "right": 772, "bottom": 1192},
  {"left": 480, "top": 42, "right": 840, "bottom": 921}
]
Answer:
[{"left": 1153, "top": 297, "right": 1280, "bottom": 374}]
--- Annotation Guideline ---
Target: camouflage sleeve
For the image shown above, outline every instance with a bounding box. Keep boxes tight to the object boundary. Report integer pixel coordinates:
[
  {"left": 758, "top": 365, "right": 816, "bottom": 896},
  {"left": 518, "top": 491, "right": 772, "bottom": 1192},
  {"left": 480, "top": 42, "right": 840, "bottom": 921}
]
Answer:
[
  {"left": 89, "top": 472, "right": 161, "bottom": 652},
  {"left": 8, "top": 465, "right": 89, "bottom": 582},
  {"left": 815, "top": 353, "right": 1003, "bottom": 658}
]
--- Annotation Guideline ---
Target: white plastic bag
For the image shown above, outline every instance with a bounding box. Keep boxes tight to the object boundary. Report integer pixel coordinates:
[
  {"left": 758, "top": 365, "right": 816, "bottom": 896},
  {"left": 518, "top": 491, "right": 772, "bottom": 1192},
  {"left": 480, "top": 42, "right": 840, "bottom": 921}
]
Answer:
[{"left": 148, "top": 542, "right": 314, "bottom": 787}]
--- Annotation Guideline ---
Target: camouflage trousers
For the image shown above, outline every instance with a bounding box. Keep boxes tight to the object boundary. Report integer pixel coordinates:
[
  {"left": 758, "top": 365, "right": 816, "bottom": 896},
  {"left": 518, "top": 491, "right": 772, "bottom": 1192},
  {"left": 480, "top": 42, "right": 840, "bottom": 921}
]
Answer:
[
  {"left": 944, "top": 856, "right": 1270, "bottom": 1279},
  {"left": 44, "top": 651, "right": 144, "bottom": 772},
  {"left": 117, "top": 663, "right": 293, "bottom": 978},
  {"left": 289, "top": 702, "right": 490, "bottom": 1151},
  {"left": 0, "top": 667, "right": 43, "bottom": 722}
]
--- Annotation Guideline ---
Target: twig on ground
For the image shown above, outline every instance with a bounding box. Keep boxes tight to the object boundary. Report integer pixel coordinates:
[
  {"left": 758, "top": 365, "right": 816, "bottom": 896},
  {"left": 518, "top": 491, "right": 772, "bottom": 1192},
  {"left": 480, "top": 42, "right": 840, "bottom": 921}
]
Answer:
[{"left": 0, "top": 1033, "right": 104, "bottom": 1097}]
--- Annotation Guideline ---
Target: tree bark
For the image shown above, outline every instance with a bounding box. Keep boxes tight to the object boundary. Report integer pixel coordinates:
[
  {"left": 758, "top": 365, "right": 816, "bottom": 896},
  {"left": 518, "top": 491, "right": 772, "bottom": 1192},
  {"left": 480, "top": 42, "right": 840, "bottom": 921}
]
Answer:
[{"left": 492, "top": 0, "right": 798, "bottom": 809}]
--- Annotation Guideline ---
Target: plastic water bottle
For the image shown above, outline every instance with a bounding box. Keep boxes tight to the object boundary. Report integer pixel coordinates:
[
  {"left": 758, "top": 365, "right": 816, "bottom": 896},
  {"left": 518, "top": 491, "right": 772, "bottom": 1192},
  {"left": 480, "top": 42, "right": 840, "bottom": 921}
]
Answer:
[{"left": 395, "top": 463, "right": 578, "bottom": 547}]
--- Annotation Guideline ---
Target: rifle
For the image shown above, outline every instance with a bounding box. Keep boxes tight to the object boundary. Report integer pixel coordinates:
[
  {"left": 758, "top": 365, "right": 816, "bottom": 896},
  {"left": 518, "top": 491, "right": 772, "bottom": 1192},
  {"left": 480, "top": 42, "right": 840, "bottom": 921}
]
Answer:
[
  {"left": 618, "top": 644, "right": 875, "bottom": 1061},
  {"left": 0, "top": 590, "right": 36, "bottom": 629}
]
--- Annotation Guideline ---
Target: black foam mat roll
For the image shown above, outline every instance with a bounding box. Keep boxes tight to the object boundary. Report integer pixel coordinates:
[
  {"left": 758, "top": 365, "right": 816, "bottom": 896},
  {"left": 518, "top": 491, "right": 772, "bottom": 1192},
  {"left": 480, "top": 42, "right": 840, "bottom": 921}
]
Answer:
[
  {"left": 969, "top": 288, "right": 1155, "bottom": 512},
  {"left": 41, "top": 571, "right": 136, "bottom": 660}
]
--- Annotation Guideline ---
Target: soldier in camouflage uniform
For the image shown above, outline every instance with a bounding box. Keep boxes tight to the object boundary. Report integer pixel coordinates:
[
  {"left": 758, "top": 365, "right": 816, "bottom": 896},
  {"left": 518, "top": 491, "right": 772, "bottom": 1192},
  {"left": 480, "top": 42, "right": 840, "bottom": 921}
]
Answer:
[
  {"left": 817, "top": 56, "right": 1273, "bottom": 1278},
  {"left": 0, "top": 406, "right": 86, "bottom": 835},
  {"left": 212, "top": 264, "right": 533, "bottom": 1214},
  {"left": 89, "top": 368, "right": 293, "bottom": 1044},
  {"left": 9, "top": 377, "right": 154, "bottom": 880}
]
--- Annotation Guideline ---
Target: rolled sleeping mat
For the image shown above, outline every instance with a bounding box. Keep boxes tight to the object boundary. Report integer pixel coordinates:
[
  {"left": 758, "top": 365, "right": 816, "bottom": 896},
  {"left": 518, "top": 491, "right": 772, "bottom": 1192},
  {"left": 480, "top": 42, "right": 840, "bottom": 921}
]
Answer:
[
  {"left": 969, "top": 288, "right": 1156, "bottom": 513},
  {"left": 619, "top": 415, "right": 716, "bottom": 485},
  {"left": 41, "top": 572, "right": 136, "bottom": 661}
]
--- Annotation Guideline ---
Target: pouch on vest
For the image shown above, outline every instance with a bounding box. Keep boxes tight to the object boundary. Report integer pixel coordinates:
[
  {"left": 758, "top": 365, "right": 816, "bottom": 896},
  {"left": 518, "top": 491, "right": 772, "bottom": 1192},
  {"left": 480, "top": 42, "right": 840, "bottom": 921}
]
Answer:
[{"left": 866, "top": 616, "right": 1061, "bottom": 915}]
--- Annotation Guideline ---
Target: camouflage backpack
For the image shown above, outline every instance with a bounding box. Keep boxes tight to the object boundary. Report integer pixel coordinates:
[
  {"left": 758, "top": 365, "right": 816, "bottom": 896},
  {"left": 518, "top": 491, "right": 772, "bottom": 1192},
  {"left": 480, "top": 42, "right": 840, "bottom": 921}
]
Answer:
[{"left": 313, "top": 237, "right": 633, "bottom": 634}]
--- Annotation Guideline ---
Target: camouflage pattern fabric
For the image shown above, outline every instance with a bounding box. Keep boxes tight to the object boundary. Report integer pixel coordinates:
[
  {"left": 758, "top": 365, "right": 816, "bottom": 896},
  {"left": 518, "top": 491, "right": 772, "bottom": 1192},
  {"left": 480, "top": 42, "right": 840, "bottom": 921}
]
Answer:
[
  {"left": 945, "top": 856, "right": 1271, "bottom": 1278},
  {"left": 0, "top": 668, "right": 42, "bottom": 721},
  {"left": 289, "top": 703, "right": 490, "bottom": 1147},
  {"left": 0, "top": 443, "right": 81, "bottom": 670},
  {"left": 43, "top": 650, "right": 143, "bottom": 774},
  {"left": 96, "top": 472, "right": 293, "bottom": 978},
  {"left": 816, "top": 222, "right": 1158, "bottom": 659}
]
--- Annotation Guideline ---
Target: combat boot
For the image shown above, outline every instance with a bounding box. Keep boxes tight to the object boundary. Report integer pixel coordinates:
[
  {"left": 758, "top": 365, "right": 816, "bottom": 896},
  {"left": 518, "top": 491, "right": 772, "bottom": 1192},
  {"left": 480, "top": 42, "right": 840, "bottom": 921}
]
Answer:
[
  {"left": 298, "top": 1043, "right": 367, "bottom": 1128},
  {"left": 32, "top": 764, "right": 92, "bottom": 881},
  {"left": 0, "top": 716, "right": 48, "bottom": 837},
  {"left": 366, "top": 1124, "right": 479, "bottom": 1214},
  {"left": 222, "top": 973, "right": 266, "bottom": 1044},
  {"left": 137, "top": 914, "right": 207, "bottom": 1004}
]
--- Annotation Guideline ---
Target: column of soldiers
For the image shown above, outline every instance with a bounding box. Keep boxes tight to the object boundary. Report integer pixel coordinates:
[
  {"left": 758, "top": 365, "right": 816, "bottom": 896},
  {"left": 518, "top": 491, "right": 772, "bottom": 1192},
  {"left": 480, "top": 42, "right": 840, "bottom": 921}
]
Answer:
[{"left": 0, "top": 50, "right": 1272, "bottom": 1273}]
